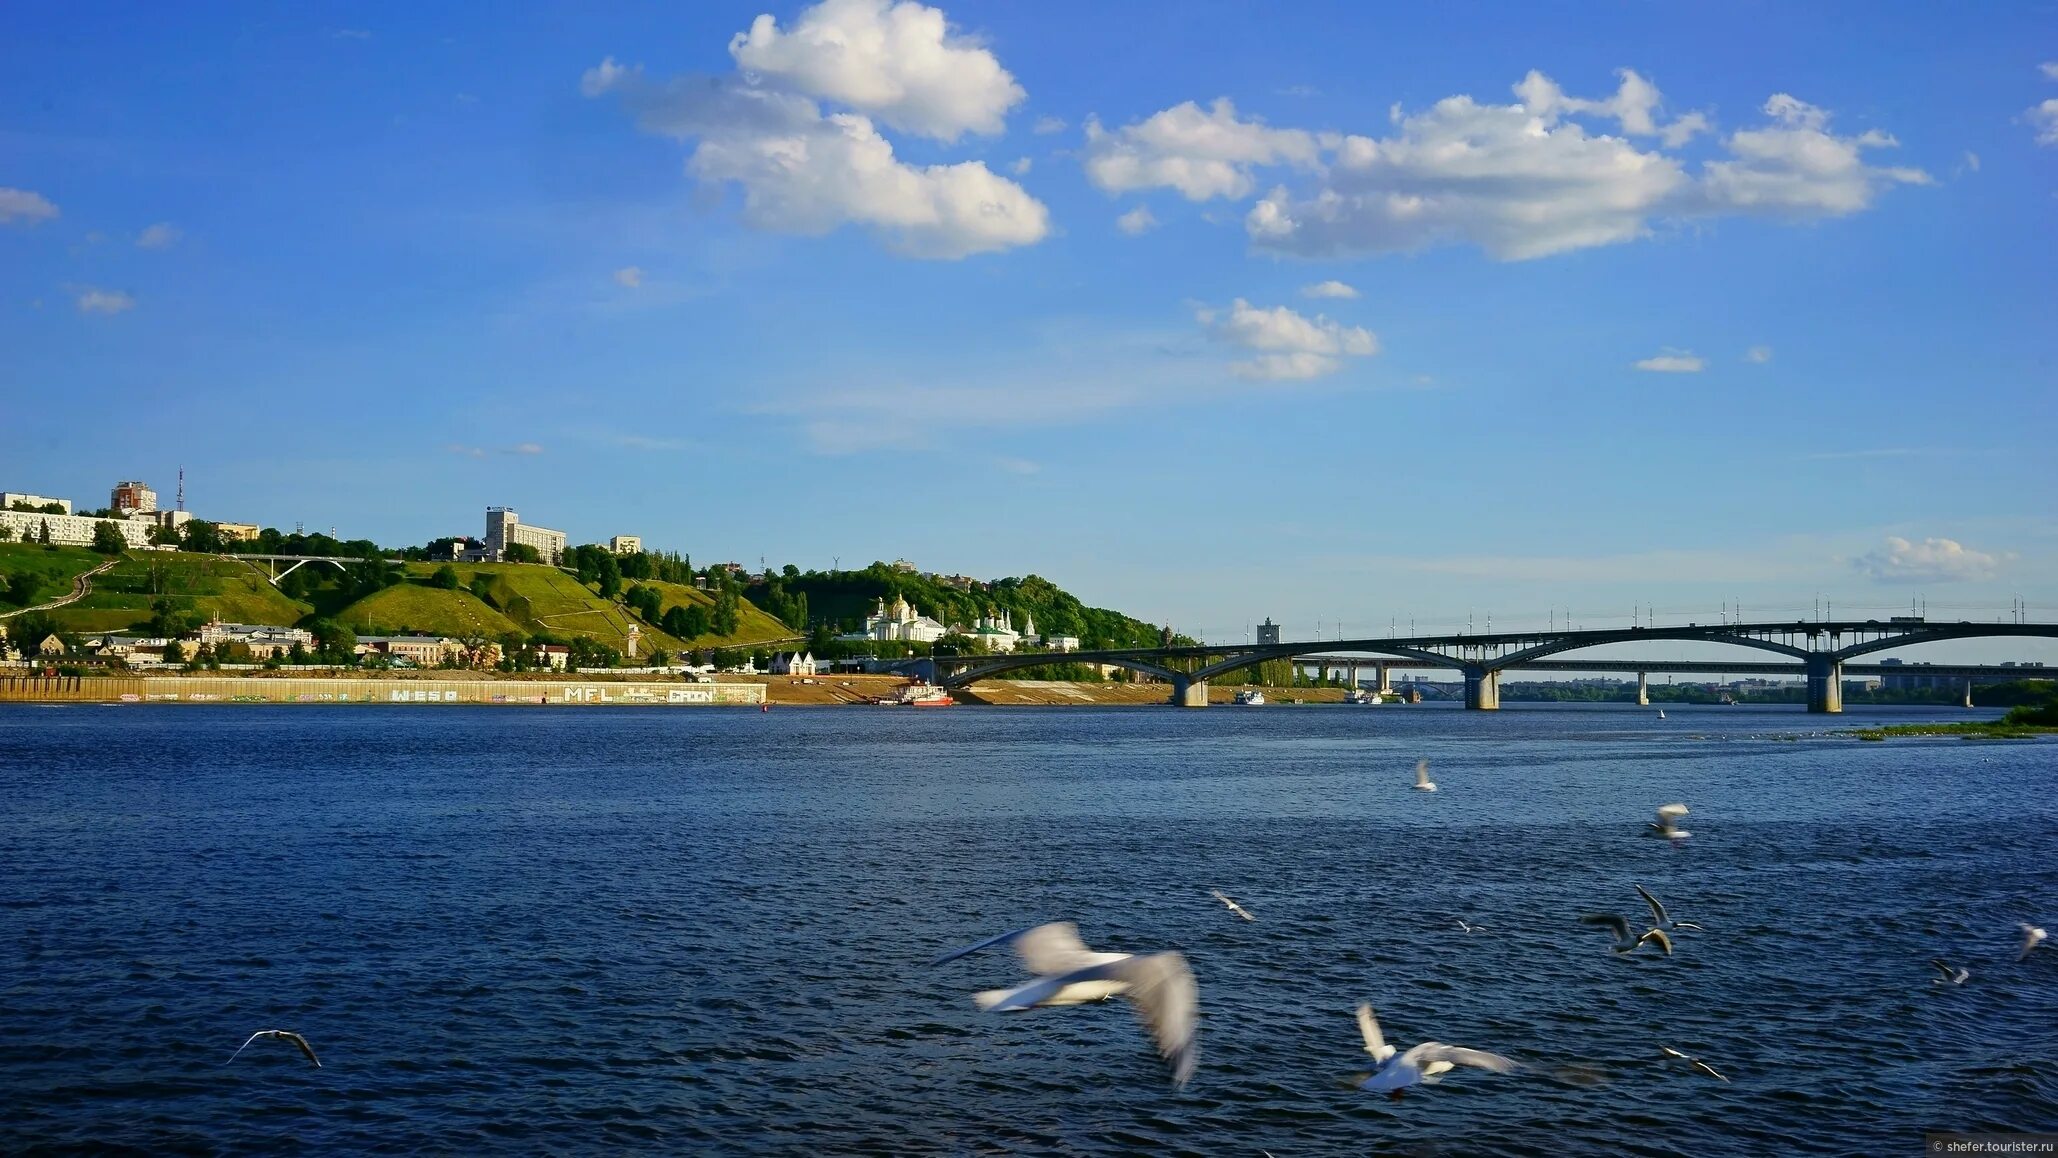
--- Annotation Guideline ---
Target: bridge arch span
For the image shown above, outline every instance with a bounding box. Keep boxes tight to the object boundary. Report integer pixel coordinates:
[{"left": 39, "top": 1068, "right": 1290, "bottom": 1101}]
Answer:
[
  {"left": 1486, "top": 628, "right": 1813, "bottom": 670},
  {"left": 937, "top": 653, "right": 1187, "bottom": 689},
  {"left": 1191, "top": 643, "right": 1464, "bottom": 684},
  {"left": 1833, "top": 623, "right": 2058, "bottom": 662}
]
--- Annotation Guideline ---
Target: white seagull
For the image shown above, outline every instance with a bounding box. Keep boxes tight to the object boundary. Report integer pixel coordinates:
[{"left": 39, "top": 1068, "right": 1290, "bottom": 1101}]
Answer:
[
  {"left": 1210, "top": 890, "right": 1255, "bottom": 922},
  {"left": 2020, "top": 924, "right": 2048, "bottom": 961},
  {"left": 1635, "top": 884, "right": 1704, "bottom": 933},
  {"left": 933, "top": 922, "right": 1199, "bottom": 1087},
  {"left": 1579, "top": 913, "right": 1674, "bottom": 956},
  {"left": 1455, "top": 919, "right": 1486, "bottom": 934},
  {"left": 1644, "top": 803, "right": 1691, "bottom": 840},
  {"left": 227, "top": 1030, "right": 322, "bottom": 1068},
  {"left": 1348, "top": 1003, "right": 1517, "bottom": 1099},
  {"left": 1412, "top": 759, "right": 1437, "bottom": 792},
  {"left": 1930, "top": 958, "right": 1970, "bottom": 986},
  {"left": 1659, "top": 1045, "right": 1729, "bottom": 1082}
]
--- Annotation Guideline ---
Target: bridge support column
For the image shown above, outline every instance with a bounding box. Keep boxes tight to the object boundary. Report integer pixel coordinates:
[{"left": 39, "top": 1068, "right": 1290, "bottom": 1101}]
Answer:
[
  {"left": 1376, "top": 664, "right": 1392, "bottom": 695},
  {"left": 1636, "top": 671, "right": 1649, "bottom": 707},
  {"left": 1348, "top": 664, "right": 1359, "bottom": 690},
  {"left": 1171, "top": 675, "right": 1209, "bottom": 708},
  {"left": 1462, "top": 666, "right": 1500, "bottom": 711},
  {"left": 1805, "top": 655, "right": 1843, "bottom": 714}
]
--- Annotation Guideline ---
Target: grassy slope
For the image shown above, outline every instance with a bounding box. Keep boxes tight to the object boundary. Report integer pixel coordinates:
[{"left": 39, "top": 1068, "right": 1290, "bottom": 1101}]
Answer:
[
  {"left": 632, "top": 579, "right": 798, "bottom": 650},
  {"left": 0, "top": 543, "right": 104, "bottom": 610},
  {"left": 340, "top": 582, "right": 521, "bottom": 638},
  {"left": 33, "top": 549, "right": 310, "bottom": 633}
]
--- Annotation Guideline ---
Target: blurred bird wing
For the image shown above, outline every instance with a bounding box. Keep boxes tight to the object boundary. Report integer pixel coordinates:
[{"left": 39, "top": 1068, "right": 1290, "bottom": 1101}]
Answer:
[
  {"left": 1580, "top": 913, "right": 1632, "bottom": 942},
  {"left": 1014, "top": 922, "right": 1123, "bottom": 975},
  {"left": 1929, "top": 957, "right": 1956, "bottom": 979},
  {"left": 2020, "top": 925, "right": 2046, "bottom": 960},
  {"left": 227, "top": 1031, "right": 273, "bottom": 1064},
  {"left": 1690, "top": 1059, "right": 1728, "bottom": 1082},
  {"left": 1356, "top": 1003, "right": 1394, "bottom": 1062},
  {"left": 1636, "top": 928, "right": 1674, "bottom": 956},
  {"left": 1414, "top": 759, "right": 1432, "bottom": 787},
  {"left": 1116, "top": 952, "right": 1199, "bottom": 1087},
  {"left": 278, "top": 1031, "right": 322, "bottom": 1067},
  {"left": 1634, "top": 884, "right": 1669, "bottom": 926},
  {"left": 1659, "top": 1045, "right": 1690, "bottom": 1060},
  {"left": 931, "top": 925, "right": 1039, "bottom": 967},
  {"left": 1656, "top": 803, "right": 1689, "bottom": 823},
  {"left": 1403, "top": 1042, "right": 1518, "bottom": 1074},
  {"left": 1211, "top": 890, "right": 1254, "bottom": 920}
]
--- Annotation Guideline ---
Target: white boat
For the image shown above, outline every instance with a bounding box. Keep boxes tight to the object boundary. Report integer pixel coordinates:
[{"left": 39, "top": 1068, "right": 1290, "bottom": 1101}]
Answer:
[
  {"left": 1343, "top": 688, "right": 1383, "bottom": 705},
  {"left": 1233, "top": 690, "right": 1266, "bottom": 705},
  {"left": 875, "top": 682, "right": 955, "bottom": 707},
  {"left": 1657, "top": 708, "right": 1667, "bottom": 719}
]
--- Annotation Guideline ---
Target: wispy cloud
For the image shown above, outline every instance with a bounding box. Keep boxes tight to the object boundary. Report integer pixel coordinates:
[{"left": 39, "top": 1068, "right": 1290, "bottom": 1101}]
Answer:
[
  {"left": 1032, "top": 115, "right": 1067, "bottom": 135},
  {"left": 612, "top": 266, "right": 644, "bottom": 288},
  {"left": 75, "top": 288, "right": 135, "bottom": 315},
  {"left": 1634, "top": 348, "right": 1704, "bottom": 373},
  {"left": 1300, "top": 279, "right": 1359, "bottom": 299},
  {"left": 1853, "top": 536, "right": 2004, "bottom": 583},
  {"left": 329, "top": 27, "right": 371, "bottom": 40},
  {"left": 1744, "top": 345, "right": 1772, "bottom": 364},
  {"left": 136, "top": 222, "right": 182, "bottom": 249},
  {"left": 448, "top": 441, "right": 544, "bottom": 458},
  {"left": 1797, "top": 447, "right": 1959, "bottom": 462},
  {"left": 1115, "top": 206, "right": 1158, "bottom": 235},
  {"left": 0, "top": 187, "right": 60, "bottom": 225}
]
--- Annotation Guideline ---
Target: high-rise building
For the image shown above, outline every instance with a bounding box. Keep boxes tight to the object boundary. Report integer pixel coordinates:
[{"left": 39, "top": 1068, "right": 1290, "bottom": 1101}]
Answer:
[
  {"left": 481, "top": 507, "right": 566, "bottom": 565},
  {"left": 609, "top": 535, "right": 642, "bottom": 555},
  {"left": 1256, "top": 617, "right": 1282, "bottom": 644},
  {"left": 110, "top": 480, "right": 157, "bottom": 515}
]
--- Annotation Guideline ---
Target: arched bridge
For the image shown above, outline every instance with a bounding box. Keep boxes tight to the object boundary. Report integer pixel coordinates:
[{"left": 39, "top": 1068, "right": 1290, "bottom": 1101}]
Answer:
[{"left": 896, "top": 619, "right": 2058, "bottom": 712}]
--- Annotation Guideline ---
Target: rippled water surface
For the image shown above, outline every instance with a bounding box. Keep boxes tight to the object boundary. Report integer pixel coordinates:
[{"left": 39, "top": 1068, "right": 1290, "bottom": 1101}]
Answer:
[{"left": 2, "top": 703, "right": 2054, "bottom": 1154}]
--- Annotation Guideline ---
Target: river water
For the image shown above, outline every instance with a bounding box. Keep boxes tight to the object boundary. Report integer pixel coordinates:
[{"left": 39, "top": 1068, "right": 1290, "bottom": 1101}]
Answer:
[{"left": 1, "top": 703, "right": 2053, "bottom": 1154}]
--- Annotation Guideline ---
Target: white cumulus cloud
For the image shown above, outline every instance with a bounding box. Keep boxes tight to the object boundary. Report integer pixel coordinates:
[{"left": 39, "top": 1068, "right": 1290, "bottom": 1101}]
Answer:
[
  {"left": 1198, "top": 298, "right": 1377, "bottom": 380},
  {"left": 0, "top": 187, "right": 59, "bottom": 225},
  {"left": 582, "top": 0, "right": 1046, "bottom": 260},
  {"left": 1745, "top": 345, "right": 1772, "bottom": 363},
  {"left": 2042, "top": 62, "right": 2058, "bottom": 81},
  {"left": 136, "top": 222, "right": 182, "bottom": 249},
  {"left": 1634, "top": 349, "right": 1705, "bottom": 372},
  {"left": 2029, "top": 98, "right": 2058, "bottom": 147},
  {"left": 613, "top": 265, "right": 645, "bottom": 288},
  {"left": 1300, "top": 279, "right": 1358, "bottom": 299},
  {"left": 1084, "top": 98, "right": 1319, "bottom": 201},
  {"left": 1853, "top": 536, "right": 2002, "bottom": 583},
  {"left": 727, "top": 0, "right": 1023, "bottom": 142},
  {"left": 1115, "top": 205, "right": 1158, "bottom": 234},
  {"left": 75, "top": 288, "right": 135, "bottom": 315},
  {"left": 1032, "top": 115, "right": 1066, "bottom": 135},
  {"left": 1210, "top": 70, "right": 1928, "bottom": 261}
]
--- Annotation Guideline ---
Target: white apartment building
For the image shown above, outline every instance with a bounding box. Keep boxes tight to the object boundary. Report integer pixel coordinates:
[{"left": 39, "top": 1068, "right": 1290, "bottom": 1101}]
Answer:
[
  {"left": 0, "top": 509, "right": 153, "bottom": 549},
  {"left": 609, "top": 535, "right": 642, "bottom": 554},
  {"left": 480, "top": 507, "right": 566, "bottom": 565},
  {"left": 1, "top": 492, "right": 73, "bottom": 515}
]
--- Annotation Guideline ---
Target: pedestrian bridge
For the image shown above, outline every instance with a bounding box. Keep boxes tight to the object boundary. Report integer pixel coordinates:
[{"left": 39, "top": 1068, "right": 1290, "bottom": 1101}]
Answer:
[{"left": 900, "top": 619, "right": 2058, "bottom": 712}]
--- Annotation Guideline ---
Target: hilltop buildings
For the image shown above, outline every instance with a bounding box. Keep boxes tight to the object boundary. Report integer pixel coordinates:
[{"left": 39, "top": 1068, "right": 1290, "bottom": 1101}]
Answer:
[
  {"left": 466, "top": 507, "right": 567, "bottom": 565},
  {"left": 847, "top": 595, "right": 951, "bottom": 644}
]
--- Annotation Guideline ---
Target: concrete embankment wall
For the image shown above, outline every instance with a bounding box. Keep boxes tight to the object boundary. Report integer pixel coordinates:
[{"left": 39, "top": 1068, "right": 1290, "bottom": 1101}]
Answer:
[{"left": 0, "top": 675, "right": 766, "bottom": 707}]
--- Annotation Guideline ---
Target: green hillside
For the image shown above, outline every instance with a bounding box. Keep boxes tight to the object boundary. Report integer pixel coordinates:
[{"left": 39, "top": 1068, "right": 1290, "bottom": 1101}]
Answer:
[
  {"left": 753, "top": 563, "right": 1180, "bottom": 650},
  {"left": 31, "top": 550, "right": 311, "bottom": 634},
  {"left": 628, "top": 578, "right": 798, "bottom": 650},
  {"left": 339, "top": 582, "right": 521, "bottom": 639},
  {"left": 0, "top": 544, "right": 104, "bottom": 613}
]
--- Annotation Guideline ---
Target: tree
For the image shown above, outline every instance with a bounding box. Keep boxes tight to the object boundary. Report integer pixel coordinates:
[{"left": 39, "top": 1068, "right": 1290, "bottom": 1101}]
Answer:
[
  {"left": 0, "top": 522, "right": 14, "bottom": 542},
  {"left": 8, "top": 611, "right": 61, "bottom": 657},
  {"left": 310, "top": 620, "right": 356, "bottom": 663},
  {"left": 288, "top": 641, "right": 309, "bottom": 665},
  {"left": 146, "top": 598, "right": 198, "bottom": 640},
  {"left": 148, "top": 523, "right": 181, "bottom": 546},
  {"left": 503, "top": 542, "right": 540, "bottom": 564},
  {"left": 649, "top": 649, "right": 670, "bottom": 667},
  {"left": 712, "top": 585, "right": 740, "bottom": 636},
  {"left": 5, "top": 572, "right": 42, "bottom": 608},
  {"left": 429, "top": 565, "right": 460, "bottom": 590},
  {"left": 39, "top": 520, "right": 52, "bottom": 545},
  {"left": 179, "top": 520, "right": 223, "bottom": 554},
  {"left": 91, "top": 520, "right": 128, "bottom": 555},
  {"left": 595, "top": 551, "right": 622, "bottom": 599},
  {"left": 162, "top": 639, "right": 185, "bottom": 664}
]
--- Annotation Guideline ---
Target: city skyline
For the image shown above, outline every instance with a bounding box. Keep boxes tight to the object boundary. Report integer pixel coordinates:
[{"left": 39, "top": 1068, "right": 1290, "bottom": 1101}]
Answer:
[{"left": 3, "top": 1, "right": 2054, "bottom": 651}]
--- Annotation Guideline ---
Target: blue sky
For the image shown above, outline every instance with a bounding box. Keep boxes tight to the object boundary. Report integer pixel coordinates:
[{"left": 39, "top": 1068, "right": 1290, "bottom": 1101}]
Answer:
[{"left": 3, "top": 1, "right": 2054, "bottom": 654}]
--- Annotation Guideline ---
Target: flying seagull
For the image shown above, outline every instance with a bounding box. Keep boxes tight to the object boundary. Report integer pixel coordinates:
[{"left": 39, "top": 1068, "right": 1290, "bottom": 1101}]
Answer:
[
  {"left": 1579, "top": 913, "right": 1674, "bottom": 956},
  {"left": 2020, "top": 924, "right": 2048, "bottom": 961},
  {"left": 1455, "top": 919, "right": 1486, "bottom": 934},
  {"left": 933, "top": 922, "right": 1198, "bottom": 1087},
  {"left": 1347, "top": 1003, "right": 1517, "bottom": 1099},
  {"left": 227, "top": 1030, "right": 322, "bottom": 1068},
  {"left": 1210, "top": 890, "right": 1255, "bottom": 922},
  {"left": 1412, "top": 760, "right": 1436, "bottom": 792},
  {"left": 1635, "top": 884, "right": 1704, "bottom": 933},
  {"left": 1644, "top": 803, "right": 1691, "bottom": 840},
  {"left": 1930, "top": 958, "right": 1970, "bottom": 986},
  {"left": 1659, "top": 1045, "right": 1729, "bottom": 1082}
]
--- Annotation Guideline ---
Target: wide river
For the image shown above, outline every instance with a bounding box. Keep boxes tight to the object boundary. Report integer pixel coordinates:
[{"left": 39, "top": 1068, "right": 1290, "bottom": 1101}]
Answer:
[{"left": 1, "top": 702, "right": 2052, "bottom": 1154}]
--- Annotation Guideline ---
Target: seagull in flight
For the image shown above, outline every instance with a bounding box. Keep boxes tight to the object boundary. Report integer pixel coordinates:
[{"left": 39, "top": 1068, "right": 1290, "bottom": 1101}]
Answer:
[
  {"left": 1644, "top": 803, "right": 1691, "bottom": 841},
  {"left": 1347, "top": 1003, "right": 1517, "bottom": 1099},
  {"left": 2020, "top": 924, "right": 2048, "bottom": 961},
  {"left": 1412, "top": 759, "right": 1436, "bottom": 792},
  {"left": 1635, "top": 884, "right": 1704, "bottom": 934},
  {"left": 1659, "top": 1045, "right": 1729, "bottom": 1082},
  {"left": 933, "top": 922, "right": 1199, "bottom": 1087},
  {"left": 1579, "top": 913, "right": 1674, "bottom": 956},
  {"left": 1210, "top": 890, "right": 1255, "bottom": 922},
  {"left": 1455, "top": 919, "right": 1486, "bottom": 934},
  {"left": 1930, "top": 958, "right": 1970, "bottom": 986},
  {"left": 227, "top": 1030, "right": 322, "bottom": 1068}
]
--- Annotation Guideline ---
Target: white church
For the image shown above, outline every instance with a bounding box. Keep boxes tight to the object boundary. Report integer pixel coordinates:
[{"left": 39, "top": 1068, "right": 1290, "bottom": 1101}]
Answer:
[{"left": 844, "top": 595, "right": 951, "bottom": 645}]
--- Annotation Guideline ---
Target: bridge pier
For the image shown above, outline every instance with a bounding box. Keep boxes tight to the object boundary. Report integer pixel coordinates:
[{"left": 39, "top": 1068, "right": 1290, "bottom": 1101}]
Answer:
[
  {"left": 1376, "top": 664, "right": 1392, "bottom": 695},
  {"left": 1805, "top": 655, "right": 1843, "bottom": 714},
  {"left": 1171, "top": 676, "right": 1209, "bottom": 708},
  {"left": 1636, "top": 671, "right": 1649, "bottom": 707},
  {"left": 1462, "top": 666, "right": 1500, "bottom": 710}
]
